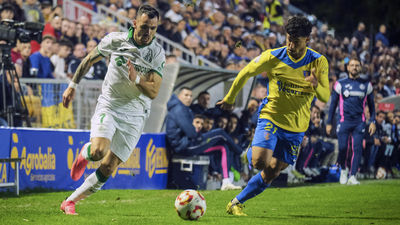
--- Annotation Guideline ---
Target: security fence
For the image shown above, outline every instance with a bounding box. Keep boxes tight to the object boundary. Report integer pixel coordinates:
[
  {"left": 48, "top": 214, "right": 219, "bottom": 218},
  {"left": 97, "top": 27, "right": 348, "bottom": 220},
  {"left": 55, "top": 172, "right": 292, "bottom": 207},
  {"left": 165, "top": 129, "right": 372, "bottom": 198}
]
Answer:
[{"left": 18, "top": 78, "right": 102, "bottom": 129}]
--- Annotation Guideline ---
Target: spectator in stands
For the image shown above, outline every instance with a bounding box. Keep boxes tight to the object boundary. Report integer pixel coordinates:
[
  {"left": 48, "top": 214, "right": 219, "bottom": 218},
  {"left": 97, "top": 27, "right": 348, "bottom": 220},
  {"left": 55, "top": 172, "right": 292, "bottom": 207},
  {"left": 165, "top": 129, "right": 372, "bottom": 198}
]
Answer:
[
  {"left": 263, "top": 0, "right": 284, "bottom": 30},
  {"left": 43, "top": 15, "right": 62, "bottom": 40},
  {"left": 64, "top": 21, "right": 78, "bottom": 45},
  {"left": 41, "top": 0, "right": 53, "bottom": 23},
  {"left": 13, "top": 42, "right": 32, "bottom": 78},
  {"left": 51, "top": 39, "right": 73, "bottom": 80},
  {"left": 157, "top": 17, "right": 173, "bottom": 38},
  {"left": 23, "top": 0, "right": 44, "bottom": 23},
  {"left": 353, "top": 22, "right": 366, "bottom": 44},
  {"left": 190, "top": 20, "right": 208, "bottom": 48},
  {"left": 83, "top": 40, "right": 108, "bottom": 80},
  {"left": 127, "top": 7, "right": 137, "bottom": 20},
  {"left": 67, "top": 43, "right": 87, "bottom": 78},
  {"left": 29, "top": 35, "right": 55, "bottom": 78},
  {"left": 165, "top": 1, "right": 183, "bottom": 23},
  {"left": 190, "top": 91, "right": 210, "bottom": 115},
  {"left": 170, "top": 20, "right": 187, "bottom": 43},
  {"left": 165, "top": 87, "right": 242, "bottom": 190},
  {"left": 226, "top": 46, "right": 249, "bottom": 65},
  {"left": 375, "top": 24, "right": 389, "bottom": 47},
  {"left": 0, "top": 3, "right": 14, "bottom": 20}
]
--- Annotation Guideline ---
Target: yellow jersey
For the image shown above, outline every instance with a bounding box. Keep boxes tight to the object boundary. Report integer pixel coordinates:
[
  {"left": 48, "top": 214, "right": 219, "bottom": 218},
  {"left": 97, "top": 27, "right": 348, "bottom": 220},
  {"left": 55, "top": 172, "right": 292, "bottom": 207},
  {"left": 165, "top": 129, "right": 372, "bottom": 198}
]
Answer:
[{"left": 224, "top": 46, "right": 330, "bottom": 133}]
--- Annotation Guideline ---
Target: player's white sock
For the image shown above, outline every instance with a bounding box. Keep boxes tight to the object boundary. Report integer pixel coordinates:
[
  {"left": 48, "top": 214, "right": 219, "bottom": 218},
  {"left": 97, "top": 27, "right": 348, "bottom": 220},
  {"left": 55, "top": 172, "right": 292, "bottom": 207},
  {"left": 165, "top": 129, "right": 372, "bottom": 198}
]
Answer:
[
  {"left": 66, "top": 170, "right": 107, "bottom": 202},
  {"left": 81, "top": 142, "right": 93, "bottom": 161},
  {"left": 229, "top": 171, "right": 234, "bottom": 183},
  {"left": 231, "top": 198, "right": 240, "bottom": 205},
  {"left": 222, "top": 178, "right": 231, "bottom": 185}
]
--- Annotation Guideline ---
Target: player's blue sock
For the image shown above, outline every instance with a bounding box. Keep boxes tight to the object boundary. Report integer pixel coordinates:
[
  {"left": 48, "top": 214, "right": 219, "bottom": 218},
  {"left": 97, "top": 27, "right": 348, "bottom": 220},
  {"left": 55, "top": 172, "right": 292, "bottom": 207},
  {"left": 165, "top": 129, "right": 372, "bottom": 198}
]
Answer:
[{"left": 236, "top": 172, "right": 270, "bottom": 203}]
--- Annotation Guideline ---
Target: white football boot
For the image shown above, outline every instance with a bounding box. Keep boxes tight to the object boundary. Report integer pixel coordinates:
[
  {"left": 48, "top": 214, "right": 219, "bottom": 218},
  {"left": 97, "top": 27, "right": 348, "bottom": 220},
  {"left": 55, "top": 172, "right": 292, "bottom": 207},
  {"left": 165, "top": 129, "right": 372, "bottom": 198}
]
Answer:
[{"left": 347, "top": 175, "right": 360, "bottom": 185}]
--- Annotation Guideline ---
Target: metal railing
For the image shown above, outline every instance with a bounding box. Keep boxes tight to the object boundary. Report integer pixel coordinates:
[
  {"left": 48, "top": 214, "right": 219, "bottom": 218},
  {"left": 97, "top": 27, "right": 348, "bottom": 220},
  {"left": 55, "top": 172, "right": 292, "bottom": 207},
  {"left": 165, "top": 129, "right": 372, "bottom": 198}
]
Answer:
[{"left": 18, "top": 78, "right": 102, "bottom": 129}]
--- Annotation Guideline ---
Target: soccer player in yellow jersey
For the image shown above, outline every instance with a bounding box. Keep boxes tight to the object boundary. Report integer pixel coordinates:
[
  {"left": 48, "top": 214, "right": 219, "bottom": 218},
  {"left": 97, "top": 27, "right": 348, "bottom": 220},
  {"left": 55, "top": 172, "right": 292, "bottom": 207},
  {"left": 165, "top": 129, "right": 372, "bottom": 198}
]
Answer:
[{"left": 218, "top": 16, "right": 330, "bottom": 216}]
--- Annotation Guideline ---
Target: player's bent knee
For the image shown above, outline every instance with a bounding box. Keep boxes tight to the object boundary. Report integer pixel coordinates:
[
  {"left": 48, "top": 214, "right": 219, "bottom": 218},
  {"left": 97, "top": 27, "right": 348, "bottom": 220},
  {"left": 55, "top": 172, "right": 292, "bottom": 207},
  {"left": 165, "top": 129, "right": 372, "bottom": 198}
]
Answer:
[{"left": 252, "top": 157, "right": 266, "bottom": 170}]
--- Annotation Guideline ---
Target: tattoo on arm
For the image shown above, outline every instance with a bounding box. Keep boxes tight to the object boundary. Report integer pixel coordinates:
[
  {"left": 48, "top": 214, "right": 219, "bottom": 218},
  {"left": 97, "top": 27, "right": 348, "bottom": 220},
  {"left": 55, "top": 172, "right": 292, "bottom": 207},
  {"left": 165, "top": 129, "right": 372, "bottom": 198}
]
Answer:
[{"left": 72, "top": 50, "right": 103, "bottom": 84}]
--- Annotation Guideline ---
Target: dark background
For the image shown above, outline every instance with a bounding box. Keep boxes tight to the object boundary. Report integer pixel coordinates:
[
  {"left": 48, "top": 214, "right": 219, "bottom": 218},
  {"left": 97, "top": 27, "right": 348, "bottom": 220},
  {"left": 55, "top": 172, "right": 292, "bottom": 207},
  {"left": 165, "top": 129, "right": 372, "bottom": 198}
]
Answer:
[{"left": 291, "top": 0, "right": 400, "bottom": 45}]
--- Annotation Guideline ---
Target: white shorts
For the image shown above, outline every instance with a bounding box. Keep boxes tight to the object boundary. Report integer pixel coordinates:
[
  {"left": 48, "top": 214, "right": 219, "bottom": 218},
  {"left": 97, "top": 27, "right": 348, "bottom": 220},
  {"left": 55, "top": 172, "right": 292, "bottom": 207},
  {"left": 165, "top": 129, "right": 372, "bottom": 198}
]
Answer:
[{"left": 90, "top": 107, "right": 149, "bottom": 162}]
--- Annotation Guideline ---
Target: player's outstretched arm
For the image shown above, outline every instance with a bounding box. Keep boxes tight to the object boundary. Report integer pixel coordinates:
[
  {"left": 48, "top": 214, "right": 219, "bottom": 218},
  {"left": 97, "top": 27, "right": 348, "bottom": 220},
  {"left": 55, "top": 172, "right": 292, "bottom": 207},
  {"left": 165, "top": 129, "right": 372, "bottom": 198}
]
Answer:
[
  {"left": 223, "top": 53, "right": 270, "bottom": 105},
  {"left": 127, "top": 61, "right": 162, "bottom": 99},
  {"left": 62, "top": 49, "right": 104, "bottom": 108},
  {"left": 308, "top": 57, "right": 330, "bottom": 103}
]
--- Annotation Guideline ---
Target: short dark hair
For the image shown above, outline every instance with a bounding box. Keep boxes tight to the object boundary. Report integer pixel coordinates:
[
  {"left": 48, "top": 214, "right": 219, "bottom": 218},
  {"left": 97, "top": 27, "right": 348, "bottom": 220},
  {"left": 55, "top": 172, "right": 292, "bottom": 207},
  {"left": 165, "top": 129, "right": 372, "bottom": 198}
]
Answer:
[
  {"left": 137, "top": 4, "right": 160, "bottom": 20},
  {"left": 285, "top": 16, "right": 312, "bottom": 38},
  {"left": 197, "top": 91, "right": 210, "bottom": 99},
  {"left": 58, "top": 39, "right": 73, "bottom": 49},
  {"left": 179, "top": 86, "right": 192, "bottom": 93},
  {"left": 194, "top": 114, "right": 206, "bottom": 120}
]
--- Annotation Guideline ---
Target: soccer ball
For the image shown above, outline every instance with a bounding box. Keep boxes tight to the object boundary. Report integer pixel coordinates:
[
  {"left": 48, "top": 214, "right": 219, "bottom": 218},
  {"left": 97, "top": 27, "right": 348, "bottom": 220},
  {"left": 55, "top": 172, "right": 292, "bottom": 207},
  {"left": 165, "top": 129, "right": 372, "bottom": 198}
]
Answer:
[
  {"left": 174, "top": 189, "right": 206, "bottom": 220},
  {"left": 376, "top": 167, "right": 387, "bottom": 179}
]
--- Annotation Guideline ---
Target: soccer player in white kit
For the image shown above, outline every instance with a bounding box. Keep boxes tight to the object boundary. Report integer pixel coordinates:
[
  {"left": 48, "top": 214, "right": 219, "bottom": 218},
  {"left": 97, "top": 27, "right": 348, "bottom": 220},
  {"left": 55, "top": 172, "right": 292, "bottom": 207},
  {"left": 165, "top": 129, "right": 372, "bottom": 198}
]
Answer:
[{"left": 60, "top": 5, "right": 165, "bottom": 215}]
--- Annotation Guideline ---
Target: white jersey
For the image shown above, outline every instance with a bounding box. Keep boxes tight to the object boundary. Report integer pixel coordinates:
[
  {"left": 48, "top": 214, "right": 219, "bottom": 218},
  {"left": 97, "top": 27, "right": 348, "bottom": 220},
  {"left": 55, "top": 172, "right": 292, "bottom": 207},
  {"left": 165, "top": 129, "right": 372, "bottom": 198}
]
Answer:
[{"left": 96, "top": 31, "right": 165, "bottom": 114}]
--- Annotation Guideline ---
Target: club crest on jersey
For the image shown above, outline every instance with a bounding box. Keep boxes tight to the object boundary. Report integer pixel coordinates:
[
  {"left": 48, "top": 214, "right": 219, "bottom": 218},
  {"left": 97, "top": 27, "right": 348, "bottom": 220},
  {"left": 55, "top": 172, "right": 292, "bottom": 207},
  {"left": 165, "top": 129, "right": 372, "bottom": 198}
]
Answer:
[
  {"left": 343, "top": 89, "right": 350, "bottom": 97},
  {"left": 303, "top": 71, "right": 310, "bottom": 77},
  {"left": 144, "top": 49, "right": 153, "bottom": 63},
  {"left": 359, "top": 84, "right": 365, "bottom": 90}
]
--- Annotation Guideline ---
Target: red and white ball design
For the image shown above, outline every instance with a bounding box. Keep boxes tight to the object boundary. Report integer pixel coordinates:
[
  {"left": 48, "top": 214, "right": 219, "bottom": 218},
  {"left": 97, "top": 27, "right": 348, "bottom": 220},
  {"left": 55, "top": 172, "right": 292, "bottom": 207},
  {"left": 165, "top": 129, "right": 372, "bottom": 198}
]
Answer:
[
  {"left": 174, "top": 189, "right": 206, "bottom": 220},
  {"left": 376, "top": 167, "right": 387, "bottom": 179}
]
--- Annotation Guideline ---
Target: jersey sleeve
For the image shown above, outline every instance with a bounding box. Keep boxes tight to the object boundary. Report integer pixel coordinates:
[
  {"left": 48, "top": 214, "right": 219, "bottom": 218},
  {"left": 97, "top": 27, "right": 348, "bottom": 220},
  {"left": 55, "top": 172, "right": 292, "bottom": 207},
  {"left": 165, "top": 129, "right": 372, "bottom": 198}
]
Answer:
[
  {"left": 224, "top": 50, "right": 272, "bottom": 104},
  {"left": 314, "top": 55, "right": 330, "bottom": 103},
  {"left": 97, "top": 33, "right": 119, "bottom": 57},
  {"left": 151, "top": 47, "right": 166, "bottom": 78}
]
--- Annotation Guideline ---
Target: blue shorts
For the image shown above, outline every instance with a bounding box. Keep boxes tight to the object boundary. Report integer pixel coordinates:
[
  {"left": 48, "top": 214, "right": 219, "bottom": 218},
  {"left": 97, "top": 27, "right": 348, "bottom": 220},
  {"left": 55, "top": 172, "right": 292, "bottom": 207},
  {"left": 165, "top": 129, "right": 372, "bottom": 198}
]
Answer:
[{"left": 252, "top": 118, "right": 304, "bottom": 165}]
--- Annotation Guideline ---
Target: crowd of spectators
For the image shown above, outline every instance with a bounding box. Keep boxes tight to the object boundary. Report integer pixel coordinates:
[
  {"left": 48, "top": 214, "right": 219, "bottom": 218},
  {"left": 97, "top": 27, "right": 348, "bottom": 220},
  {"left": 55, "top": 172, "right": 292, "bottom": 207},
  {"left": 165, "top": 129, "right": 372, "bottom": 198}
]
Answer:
[{"left": 0, "top": 0, "right": 399, "bottom": 183}]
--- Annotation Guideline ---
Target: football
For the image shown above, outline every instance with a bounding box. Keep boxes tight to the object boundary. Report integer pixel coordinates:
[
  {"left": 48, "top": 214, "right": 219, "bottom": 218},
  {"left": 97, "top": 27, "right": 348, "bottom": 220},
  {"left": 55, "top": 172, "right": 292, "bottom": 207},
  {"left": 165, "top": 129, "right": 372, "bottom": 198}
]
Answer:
[
  {"left": 174, "top": 189, "right": 206, "bottom": 220},
  {"left": 376, "top": 167, "right": 387, "bottom": 179}
]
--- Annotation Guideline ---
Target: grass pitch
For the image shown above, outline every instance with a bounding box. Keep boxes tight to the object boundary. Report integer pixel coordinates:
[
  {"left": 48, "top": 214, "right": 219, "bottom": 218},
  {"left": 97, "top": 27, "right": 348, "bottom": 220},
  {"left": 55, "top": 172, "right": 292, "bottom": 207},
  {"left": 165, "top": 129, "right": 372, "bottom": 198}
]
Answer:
[{"left": 1, "top": 179, "right": 400, "bottom": 225}]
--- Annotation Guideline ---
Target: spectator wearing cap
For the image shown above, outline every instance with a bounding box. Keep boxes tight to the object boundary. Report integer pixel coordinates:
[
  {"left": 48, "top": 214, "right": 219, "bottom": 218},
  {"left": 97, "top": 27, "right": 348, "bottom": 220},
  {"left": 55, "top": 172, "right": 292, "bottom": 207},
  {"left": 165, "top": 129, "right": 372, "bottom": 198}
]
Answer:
[
  {"left": 375, "top": 24, "right": 389, "bottom": 47},
  {"left": 43, "top": 15, "right": 62, "bottom": 40},
  {"left": 29, "top": 35, "right": 55, "bottom": 78},
  {"left": 165, "top": 1, "right": 183, "bottom": 23},
  {"left": 23, "top": 0, "right": 44, "bottom": 23},
  {"left": 243, "top": 15, "right": 258, "bottom": 33}
]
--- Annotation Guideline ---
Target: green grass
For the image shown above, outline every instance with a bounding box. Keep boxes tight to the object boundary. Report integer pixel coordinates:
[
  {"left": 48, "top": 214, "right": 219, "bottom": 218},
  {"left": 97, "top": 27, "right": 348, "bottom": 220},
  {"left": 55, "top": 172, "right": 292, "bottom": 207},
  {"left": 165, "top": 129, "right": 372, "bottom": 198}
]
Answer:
[{"left": 1, "top": 180, "right": 400, "bottom": 225}]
